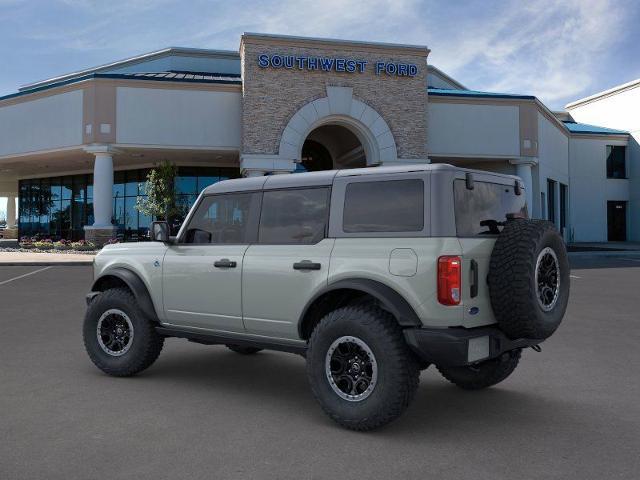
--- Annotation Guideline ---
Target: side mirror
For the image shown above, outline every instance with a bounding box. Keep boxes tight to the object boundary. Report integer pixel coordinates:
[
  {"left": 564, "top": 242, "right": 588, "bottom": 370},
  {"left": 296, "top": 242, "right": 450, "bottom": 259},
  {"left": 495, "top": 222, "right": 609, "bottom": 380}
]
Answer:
[{"left": 151, "top": 221, "right": 170, "bottom": 242}]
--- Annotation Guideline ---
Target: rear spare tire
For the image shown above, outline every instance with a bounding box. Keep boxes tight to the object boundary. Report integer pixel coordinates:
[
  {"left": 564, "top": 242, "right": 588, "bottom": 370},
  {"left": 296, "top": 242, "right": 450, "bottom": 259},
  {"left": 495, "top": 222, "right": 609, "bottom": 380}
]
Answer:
[{"left": 488, "top": 219, "right": 569, "bottom": 340}]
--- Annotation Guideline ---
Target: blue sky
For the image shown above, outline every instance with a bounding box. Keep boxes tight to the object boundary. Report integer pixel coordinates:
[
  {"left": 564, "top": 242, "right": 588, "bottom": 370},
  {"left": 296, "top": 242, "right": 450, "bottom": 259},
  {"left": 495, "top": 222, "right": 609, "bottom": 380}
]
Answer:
[{"left": 1, "top": 0, "right": 639, "bottom": 108}]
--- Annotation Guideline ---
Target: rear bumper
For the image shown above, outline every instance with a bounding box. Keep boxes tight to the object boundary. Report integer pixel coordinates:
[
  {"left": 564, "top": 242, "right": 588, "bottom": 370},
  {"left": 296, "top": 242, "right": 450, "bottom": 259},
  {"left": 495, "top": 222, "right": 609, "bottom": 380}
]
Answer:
[{"left": 403, "top": 325, "right": 541, "bottom": 367}]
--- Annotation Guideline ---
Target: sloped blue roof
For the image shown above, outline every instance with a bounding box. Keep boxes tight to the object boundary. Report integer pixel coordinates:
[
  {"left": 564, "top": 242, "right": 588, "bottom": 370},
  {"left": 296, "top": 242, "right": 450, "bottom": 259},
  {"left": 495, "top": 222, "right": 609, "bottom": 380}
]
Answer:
[
  {"left": 562, "top": 121, "right": 628, "bottom": 135},
  {"left": 428, "top": 87, "right": 535, "bottom": 100},
  {"left": 0, "top": 71, "right": 241, "bottom": 102}
]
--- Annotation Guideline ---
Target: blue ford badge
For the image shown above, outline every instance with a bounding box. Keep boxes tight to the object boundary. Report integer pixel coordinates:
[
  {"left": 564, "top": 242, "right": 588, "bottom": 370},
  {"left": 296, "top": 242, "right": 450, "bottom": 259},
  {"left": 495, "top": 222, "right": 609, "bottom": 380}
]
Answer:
[{"left": 469, "top": 307, "right": 480, "bottom": 315}]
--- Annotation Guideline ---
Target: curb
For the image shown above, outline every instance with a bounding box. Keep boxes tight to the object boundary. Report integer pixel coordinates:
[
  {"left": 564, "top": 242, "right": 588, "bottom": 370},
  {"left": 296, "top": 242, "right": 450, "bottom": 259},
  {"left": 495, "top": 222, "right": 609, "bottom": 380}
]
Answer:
[{"left": 568, "top": 250, "right": 640, "bottom": 257}]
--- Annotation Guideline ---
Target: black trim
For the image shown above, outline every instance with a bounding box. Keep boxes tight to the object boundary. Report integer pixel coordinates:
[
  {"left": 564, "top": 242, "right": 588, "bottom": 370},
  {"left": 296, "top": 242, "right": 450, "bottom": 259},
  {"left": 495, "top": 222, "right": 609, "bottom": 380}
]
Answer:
[
  {"left": 156, "top": 326, "right": 307, "bottom": 355},
  {"left": 403, "top": 325, "right": 541, "bottom": 367},
  {"left": 91, "top": 268, "right": 158, "bottom": 321},
  {"left": 298, "top": 278, "right": 422, "bottom": 337}
]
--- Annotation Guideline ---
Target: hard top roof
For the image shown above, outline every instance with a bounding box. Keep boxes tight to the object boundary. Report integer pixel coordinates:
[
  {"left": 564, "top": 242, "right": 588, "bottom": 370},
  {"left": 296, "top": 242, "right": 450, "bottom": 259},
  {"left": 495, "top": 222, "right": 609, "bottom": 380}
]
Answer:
[{"left": 202, "top": 164, "right": 520, "bottom": 195}]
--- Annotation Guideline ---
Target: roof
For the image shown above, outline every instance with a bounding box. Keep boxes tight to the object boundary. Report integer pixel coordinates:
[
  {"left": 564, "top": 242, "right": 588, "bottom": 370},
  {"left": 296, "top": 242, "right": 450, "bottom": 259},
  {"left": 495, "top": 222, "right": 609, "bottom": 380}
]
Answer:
[
  {"left": 19, "top": 47, "right": 240, "bottom": 92},
  {"left": 562, "top": 121, "right": 628, "bottom": 135},
  {"left": 203, "top": 164, "right": 520, "bottom": 195},
  {"left": 428, "top": 87, "right": 535, "bottom": 100},
  {"left": 0, "top": 71, "right": 241, "bottom": 103},
  {"left": 427, "top": 66, "right": 466, "bottom": 90},
  {"left": 565, "top": 78, "right": 640, "bottom": 109}
]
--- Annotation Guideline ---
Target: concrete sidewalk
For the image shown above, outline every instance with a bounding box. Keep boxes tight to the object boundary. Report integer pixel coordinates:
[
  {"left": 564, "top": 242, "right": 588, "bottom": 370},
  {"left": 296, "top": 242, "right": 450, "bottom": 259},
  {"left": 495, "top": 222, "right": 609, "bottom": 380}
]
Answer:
[{"left": 0, "top": 251, "right": 94, "bottom": 266}]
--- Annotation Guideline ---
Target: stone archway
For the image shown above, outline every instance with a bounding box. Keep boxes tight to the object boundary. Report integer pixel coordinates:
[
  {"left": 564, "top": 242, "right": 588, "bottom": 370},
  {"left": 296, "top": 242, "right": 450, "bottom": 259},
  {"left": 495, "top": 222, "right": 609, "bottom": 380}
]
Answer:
[{"left": 278, "top": 86, "right": 398, "bottom": 168}]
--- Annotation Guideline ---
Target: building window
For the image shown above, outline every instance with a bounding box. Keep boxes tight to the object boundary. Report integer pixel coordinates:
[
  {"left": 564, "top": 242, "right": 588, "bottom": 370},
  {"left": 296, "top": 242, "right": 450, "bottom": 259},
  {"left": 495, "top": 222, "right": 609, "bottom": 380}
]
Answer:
[
  {"left": 559, "top": 183, "right": 568, "bottom": 232},
  {"left": 606, "top": 145, "right": 626, "bottom": 179},
  {"left": 18, "top": 166, "right": 239, "bottom": 241},
  {"left": 547, "top": 179, "right": 556, "bottom": 226}
]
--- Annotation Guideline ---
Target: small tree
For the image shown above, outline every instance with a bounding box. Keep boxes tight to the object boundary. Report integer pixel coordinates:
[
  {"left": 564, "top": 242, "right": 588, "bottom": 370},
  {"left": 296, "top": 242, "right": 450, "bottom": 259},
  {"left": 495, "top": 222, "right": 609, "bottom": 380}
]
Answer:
[{"left": 136, "top": 161, "right": 180, "bottom": 221}]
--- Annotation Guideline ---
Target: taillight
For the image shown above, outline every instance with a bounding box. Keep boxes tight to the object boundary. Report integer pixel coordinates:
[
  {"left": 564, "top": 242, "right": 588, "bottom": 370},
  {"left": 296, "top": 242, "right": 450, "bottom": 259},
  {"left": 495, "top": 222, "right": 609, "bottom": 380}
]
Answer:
[{"left": 438, "top": 256, "right": 461, "bottom": 305}]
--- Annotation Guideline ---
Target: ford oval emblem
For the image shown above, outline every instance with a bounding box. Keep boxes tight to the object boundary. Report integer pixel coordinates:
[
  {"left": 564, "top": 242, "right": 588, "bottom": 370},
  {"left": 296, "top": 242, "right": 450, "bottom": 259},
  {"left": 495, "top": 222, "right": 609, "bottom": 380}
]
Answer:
[{"left": 468, "top": 306, "right": 480, "bottom": 315}]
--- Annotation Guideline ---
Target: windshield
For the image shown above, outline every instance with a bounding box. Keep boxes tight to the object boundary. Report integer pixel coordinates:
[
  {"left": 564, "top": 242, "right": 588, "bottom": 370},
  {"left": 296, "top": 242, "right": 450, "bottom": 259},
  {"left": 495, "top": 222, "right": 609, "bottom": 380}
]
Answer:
[{"left": 454, "top": 179, "right": 528, "bottom": 236}]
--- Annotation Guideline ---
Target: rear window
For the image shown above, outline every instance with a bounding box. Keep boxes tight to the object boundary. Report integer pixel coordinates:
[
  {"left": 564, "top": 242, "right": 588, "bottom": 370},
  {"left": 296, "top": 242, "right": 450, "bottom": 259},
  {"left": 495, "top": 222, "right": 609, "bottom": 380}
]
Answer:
[
  {"left": 343, "top": 179, "right": 424, "bottom": 233},
  {"left": 454, "top": 180, "right": 527, "bottom": 236}
]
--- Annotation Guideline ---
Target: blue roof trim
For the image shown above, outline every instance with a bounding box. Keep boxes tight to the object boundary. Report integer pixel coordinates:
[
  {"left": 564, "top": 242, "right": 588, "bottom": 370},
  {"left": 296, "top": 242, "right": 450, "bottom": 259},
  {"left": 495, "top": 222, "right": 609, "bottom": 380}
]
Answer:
[
  {"left": 0, "top": 72, "right": 242, "bottom": 102},
  {"left": 428, "top": 87, "right": 535, "bottom": 100},
  {"left": 562, "top": 121, "right": 628, "bottom": 135}
]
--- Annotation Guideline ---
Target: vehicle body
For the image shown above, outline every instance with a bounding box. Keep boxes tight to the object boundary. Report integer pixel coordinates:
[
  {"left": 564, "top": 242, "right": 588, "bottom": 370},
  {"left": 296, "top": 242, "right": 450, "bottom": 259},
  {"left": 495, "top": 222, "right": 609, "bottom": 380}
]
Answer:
[{"left": 84, "top": 164, "right": 569, "bottom": 430}]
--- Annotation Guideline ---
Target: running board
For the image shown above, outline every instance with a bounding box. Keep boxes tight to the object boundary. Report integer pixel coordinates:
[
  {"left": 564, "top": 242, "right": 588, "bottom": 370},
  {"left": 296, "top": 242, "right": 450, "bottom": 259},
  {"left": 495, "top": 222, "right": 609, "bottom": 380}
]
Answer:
[{"left": 155, "top": 326, "right": 307, "bottom": 356}]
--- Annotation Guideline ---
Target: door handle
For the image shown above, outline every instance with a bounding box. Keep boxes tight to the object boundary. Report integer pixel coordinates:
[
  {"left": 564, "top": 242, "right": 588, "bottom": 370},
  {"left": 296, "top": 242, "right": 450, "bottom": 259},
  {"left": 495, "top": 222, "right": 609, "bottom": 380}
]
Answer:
[
  {"left": 293, "top": 261, "right": 321, "bottom": 271},
  {"left": 214, "top": 258, "right": 237, "bottom": 268},
  {"left": 470, "top": 259, "right": 478, "bottom": 298}
]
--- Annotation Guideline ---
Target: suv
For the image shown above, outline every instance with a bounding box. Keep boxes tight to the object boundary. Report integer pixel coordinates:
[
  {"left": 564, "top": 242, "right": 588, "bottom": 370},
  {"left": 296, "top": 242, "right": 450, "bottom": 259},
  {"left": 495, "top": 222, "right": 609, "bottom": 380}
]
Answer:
[{"left": 83, "top": 164, "right": 569, "bottom": 431}]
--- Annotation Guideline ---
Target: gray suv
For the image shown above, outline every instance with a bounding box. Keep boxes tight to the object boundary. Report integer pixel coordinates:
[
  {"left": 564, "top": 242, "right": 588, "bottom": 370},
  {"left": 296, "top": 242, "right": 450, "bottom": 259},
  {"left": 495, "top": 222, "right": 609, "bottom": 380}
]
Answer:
[{"left": 83, "top": 164, "right": 569, "bottom": 430}]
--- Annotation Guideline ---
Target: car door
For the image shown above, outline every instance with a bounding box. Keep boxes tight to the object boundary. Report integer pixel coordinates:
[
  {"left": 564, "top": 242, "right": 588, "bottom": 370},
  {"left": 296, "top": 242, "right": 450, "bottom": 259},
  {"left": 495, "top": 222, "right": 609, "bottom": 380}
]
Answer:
[
  {"left": 242, "top": 187, "right": 333, "bottom": 340},
  {"left": 162, "top": 191, "right": 261, "bottom": 332}
]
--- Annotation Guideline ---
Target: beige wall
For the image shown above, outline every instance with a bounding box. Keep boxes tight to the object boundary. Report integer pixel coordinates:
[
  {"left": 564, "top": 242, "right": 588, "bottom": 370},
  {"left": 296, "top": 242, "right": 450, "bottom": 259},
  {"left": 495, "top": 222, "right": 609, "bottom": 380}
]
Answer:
[{"left": 240, "top": 36, "right": 428, "bottom": 159}]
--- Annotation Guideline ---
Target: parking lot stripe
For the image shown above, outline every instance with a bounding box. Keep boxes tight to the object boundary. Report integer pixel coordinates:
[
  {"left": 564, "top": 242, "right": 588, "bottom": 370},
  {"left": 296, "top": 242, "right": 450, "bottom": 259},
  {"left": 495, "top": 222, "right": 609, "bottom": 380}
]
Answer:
[
  {"left": 0, "top": 266, "right": 52, "bottom": 286},
  {"left": 570, "top": 274, "right": 581, "bottom": 279}
]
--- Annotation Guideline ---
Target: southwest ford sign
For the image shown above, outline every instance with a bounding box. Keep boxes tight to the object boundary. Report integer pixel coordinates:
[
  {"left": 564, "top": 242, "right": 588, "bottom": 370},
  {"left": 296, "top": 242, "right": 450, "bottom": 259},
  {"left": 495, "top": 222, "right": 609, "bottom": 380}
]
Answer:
[{"left": 257, "top": 54, "right": 418, "bottom": 77}]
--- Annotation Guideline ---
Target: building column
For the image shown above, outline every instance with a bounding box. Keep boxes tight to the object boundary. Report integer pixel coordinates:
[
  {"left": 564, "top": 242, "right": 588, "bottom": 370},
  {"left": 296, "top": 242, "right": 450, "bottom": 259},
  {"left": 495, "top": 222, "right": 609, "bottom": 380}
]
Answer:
[
  {"left": 83, "top": 145, "right": 118, "bottom": 245},
  {"left": 6, "top": 195, "right": 16, "bottom": 229},
  {"left": 510, "top": 158, "right": 537, "bottom": 216}
]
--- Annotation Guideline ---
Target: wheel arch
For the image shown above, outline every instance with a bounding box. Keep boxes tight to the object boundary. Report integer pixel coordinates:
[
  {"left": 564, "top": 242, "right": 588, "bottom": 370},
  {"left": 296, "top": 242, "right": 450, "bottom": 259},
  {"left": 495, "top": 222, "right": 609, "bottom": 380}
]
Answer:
[
  {"left": 298, "top": 278, "right": 422, "bottom": 339},
  {"left": 91, "top": 268, "right": 159, "bottom": 322}
]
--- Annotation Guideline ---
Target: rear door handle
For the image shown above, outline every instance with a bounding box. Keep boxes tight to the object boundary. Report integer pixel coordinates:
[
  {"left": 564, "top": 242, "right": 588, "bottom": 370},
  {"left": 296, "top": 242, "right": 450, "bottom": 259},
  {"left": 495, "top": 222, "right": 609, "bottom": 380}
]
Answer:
[
  {"left": 470, "top": 259, "right": 479, "bottom": 298},
  {"left": 293, "top": 261, "right": 321, "bottom": 271},
  {"left": 214, "top": 258, "right": 237, "bottom": 268}
]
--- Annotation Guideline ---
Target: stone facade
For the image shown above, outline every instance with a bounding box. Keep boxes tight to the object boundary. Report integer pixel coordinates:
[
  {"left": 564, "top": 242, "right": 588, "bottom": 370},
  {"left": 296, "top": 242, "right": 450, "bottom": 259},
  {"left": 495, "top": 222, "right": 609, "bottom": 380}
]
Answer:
[{"left": 240, "top": 35, "right": 429, "bottom": 161}]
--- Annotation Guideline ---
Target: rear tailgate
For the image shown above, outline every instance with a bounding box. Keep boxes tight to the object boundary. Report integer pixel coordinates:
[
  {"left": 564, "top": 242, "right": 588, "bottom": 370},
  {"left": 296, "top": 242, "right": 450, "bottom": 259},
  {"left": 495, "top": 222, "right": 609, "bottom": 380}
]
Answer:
[{"left": 459, "top": 238, "right": 498, "bottom": 328}]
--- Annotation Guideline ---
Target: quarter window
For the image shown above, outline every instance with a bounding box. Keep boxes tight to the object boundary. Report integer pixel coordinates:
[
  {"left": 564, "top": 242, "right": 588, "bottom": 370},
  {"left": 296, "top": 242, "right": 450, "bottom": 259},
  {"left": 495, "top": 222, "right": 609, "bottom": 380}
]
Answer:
[
  {"left": 183, "top": 193, "right": 260, "bottom": 244},
  {"left": 343, "top": 179, "right": 424, "bottom": 233},
  {"left": 259, "top": 188, "right": 330, "bottom": 244}
]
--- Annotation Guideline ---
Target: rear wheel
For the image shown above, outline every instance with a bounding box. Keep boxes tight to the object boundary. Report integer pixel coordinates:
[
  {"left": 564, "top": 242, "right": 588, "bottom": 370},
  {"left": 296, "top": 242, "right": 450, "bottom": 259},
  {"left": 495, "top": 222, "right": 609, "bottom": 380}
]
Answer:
[
  {"left": 83, "top": 288, "right": 164, "bottom": 377},
  {"left": 437, "top": 349, "right": 521, "bottom": 390},
  {"left": 226, "top": 344, "right": 262, "bottom": 355},
  {"left": 306, "top": 304, "right": 419, "bottom": 431}
]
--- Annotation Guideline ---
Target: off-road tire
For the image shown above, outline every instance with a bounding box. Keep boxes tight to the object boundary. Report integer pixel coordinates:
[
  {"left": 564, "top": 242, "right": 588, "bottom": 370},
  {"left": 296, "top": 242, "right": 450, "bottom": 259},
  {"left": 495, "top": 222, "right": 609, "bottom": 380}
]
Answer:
[
  {"left": 226, "top": 344, "right": 263, "bottom": 355},
  {"left": 437, "top": 349, "right": 521, "bottom": 390},
  {"left": 83, "top": 288, "right": 164, "bottom": 376},
  {"left": 489, "top": 219, "right": 569, "bottom": 340},
  {"left": 306, "top": 304, "right": 419, "bottom": 431}
]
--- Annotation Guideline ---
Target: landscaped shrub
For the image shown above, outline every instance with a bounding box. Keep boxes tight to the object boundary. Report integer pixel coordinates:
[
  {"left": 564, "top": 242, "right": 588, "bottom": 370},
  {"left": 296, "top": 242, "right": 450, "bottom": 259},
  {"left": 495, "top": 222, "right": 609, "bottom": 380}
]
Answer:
[
  {"left": 33, "top": 239, "right": 54, "bottom": 250},
  {"left": 53, "top": 239, "right": 73, "bottom": 250},
  {"left": 70, "top": 240, "right": 97, "bottom": 251}
]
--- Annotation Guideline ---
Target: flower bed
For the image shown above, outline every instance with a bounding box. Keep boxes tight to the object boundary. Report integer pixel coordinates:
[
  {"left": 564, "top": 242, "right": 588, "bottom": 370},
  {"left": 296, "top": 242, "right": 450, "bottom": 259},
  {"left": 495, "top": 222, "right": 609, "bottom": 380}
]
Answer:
[{"left": 8, "top": 236, "right": 101, "bottom": 254}]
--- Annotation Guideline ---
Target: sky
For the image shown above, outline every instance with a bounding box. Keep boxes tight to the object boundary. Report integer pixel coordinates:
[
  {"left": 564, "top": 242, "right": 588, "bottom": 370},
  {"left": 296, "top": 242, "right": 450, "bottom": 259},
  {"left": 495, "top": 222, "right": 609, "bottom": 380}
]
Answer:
[{"left": 0, "top": 0, "right": 639, "bottom": 216}]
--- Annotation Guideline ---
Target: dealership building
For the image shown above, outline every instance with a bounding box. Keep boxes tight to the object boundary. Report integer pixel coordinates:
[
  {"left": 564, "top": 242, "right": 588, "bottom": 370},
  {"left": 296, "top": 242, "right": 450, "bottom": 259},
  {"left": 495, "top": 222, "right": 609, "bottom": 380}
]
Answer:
[{"left": 0, "top": 33, "right": 636, "bottom": 244}]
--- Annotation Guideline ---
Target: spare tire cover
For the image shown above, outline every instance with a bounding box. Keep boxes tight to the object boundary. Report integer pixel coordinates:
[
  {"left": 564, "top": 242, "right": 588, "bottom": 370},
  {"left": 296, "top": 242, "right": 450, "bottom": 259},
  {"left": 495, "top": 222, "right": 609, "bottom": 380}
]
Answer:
[{"left": 488, "top": 219, "right": 570, "bottom": 340}]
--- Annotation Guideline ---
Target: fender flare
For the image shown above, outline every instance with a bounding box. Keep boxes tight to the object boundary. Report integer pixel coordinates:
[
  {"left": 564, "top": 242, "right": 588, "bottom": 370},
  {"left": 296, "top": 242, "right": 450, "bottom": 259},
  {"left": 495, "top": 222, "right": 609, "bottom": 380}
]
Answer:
[
  {"left": 298, "top": 278, "right": 422, "bottom": 337},
  {"left": 91, "top": 267, "right": 158, "bottom": 321}
]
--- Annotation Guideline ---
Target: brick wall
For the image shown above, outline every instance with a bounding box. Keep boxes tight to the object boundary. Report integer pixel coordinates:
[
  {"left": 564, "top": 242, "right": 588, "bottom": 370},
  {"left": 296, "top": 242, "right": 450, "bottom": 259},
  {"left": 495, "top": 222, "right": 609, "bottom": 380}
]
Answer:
[{"left": 240, "top": 37, "right": 429, "bottom": 160}]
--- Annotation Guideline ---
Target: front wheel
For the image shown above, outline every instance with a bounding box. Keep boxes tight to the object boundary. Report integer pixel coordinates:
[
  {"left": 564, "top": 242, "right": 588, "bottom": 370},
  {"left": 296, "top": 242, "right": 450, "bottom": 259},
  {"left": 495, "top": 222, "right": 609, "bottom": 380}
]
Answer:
[
  {"left": 83, "top": 288, "right": 164, "bottom": 377},
  {"left": 436, "top": 349, "right": 521, "bottom": 390},
  {"left": 306, "top": 304, "right": 419, "bottom": 431}
]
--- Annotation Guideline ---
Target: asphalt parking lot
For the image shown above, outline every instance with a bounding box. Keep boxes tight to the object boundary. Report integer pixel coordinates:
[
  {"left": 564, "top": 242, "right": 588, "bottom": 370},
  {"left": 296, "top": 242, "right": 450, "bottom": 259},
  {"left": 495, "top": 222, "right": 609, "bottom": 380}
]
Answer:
[{"left": 1, "top": 255, "right": 639, "bottom": 480}]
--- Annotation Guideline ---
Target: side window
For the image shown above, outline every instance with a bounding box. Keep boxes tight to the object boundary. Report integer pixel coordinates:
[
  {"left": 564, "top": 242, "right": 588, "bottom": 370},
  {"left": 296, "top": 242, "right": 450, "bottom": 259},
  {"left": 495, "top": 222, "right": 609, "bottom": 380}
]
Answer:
[
  {"left": 182, "top": 192, "right": 260, "bottom": 244},
  {"left": 259, "top": 188, "right": 330, "bottom": 244},
  {"left": 343, "top": 179, "right": 424, "bottom": 233}
]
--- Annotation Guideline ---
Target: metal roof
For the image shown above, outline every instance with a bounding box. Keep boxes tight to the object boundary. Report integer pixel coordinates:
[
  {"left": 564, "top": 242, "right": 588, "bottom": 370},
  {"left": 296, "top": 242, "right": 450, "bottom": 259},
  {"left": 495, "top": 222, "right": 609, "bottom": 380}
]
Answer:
[
  {"left": 428, "top": 87, "right": 535, "bottom": 100},
  {"left": 562, "top": 121, "right": 628, "bottom": 135},
  {"left": 0, "top": 71, "right": 241, "bottom": 103}
]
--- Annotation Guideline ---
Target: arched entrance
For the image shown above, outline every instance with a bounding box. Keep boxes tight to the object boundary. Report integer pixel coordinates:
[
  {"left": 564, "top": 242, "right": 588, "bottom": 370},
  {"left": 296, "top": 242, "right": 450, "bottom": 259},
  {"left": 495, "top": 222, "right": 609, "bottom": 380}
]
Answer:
[
  {"left": 300, "top": 124, "right": 366, "bottom": 171},
  {"left": 277, "top": 86, "right": 399, "bottom": 173}
]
